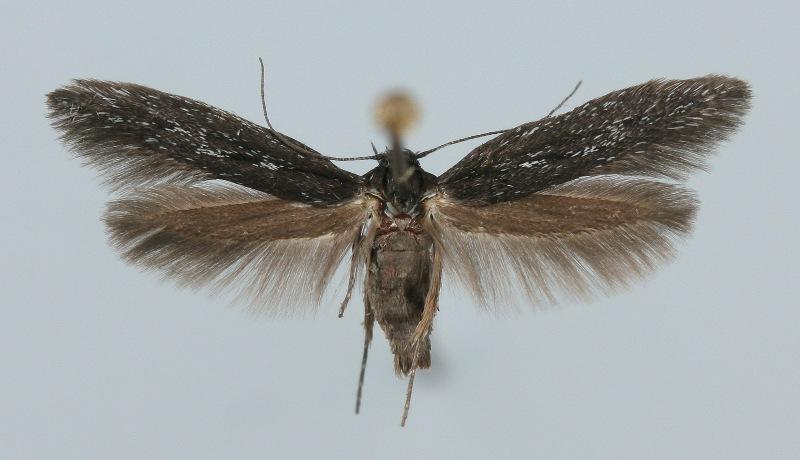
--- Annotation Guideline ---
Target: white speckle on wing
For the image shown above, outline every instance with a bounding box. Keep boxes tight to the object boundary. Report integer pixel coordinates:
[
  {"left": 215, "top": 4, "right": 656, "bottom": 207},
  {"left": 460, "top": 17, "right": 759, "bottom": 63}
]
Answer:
[
  {"left": 258, "top": 161, "right": 280, "bottom": 171},
  {"left": 195, "top": 147, "right": 227, "bottom": 158}
]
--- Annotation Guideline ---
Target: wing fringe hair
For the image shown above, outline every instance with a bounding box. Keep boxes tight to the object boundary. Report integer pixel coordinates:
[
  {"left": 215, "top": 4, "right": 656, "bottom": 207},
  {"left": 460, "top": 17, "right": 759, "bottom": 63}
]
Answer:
[
  {"left": 427, "top": 176, "right": 698, "bottom": 310},
  {"left": 104, "top": 183, "right": 366, "bottom": 315}
]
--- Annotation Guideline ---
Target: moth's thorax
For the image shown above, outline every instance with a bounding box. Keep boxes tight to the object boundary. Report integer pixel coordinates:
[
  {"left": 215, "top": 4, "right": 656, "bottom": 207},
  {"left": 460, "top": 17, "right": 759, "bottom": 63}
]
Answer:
[{"left": 364, "top": 149, "right": 437, "bottom": 218}]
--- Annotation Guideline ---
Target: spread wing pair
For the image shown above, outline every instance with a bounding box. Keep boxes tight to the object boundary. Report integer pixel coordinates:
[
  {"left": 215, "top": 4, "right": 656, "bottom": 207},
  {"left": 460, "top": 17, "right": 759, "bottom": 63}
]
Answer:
[{"left": 47, "top": 76, "right": 751, "bottom": 313}]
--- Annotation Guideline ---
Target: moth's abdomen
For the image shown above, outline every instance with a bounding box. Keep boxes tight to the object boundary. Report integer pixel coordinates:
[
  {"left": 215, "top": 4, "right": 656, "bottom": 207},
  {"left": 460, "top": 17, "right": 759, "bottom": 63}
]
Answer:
[{"left": 366, "top": 219, "right": 433, "bottom": 375}]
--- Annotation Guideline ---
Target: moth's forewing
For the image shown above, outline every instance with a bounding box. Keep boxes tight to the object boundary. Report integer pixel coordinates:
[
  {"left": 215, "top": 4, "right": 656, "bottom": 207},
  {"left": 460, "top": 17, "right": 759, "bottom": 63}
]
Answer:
[
  {"left": 47, "top": 80, "right": 362, "bottom": 204},
  {"left": 439, "top": 76, "right": 751, "bottom": 204}
]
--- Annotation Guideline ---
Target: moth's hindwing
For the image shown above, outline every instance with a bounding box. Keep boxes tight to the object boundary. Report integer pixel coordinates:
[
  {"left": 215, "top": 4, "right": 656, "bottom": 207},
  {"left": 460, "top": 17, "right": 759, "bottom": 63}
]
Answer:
[
  {"left": 426, "top": 177, "right": 698, "bottom": 310},
  {"left": 105, "top": 183, "right": 369, "bottom": 314}
]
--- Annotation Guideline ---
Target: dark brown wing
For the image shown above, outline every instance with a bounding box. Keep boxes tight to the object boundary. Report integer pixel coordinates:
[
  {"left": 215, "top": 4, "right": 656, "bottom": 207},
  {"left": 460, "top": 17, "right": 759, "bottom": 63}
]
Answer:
[
  {"left": 104, "top": 183, "right": 369, "bottom": 314},
  {"left": 438, "top": 76, "right": 751, "bottom": 204},
  {"left": 426, "top": 177, "right": 697, "bottom": 309},
  {"left": 47, "top": 79, "right": 361, "bottom": 205}
]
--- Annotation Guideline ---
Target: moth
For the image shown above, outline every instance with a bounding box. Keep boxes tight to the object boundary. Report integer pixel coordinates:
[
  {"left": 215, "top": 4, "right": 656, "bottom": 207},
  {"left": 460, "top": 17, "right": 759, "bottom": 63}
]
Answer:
[{"left": 47, "top": 63, "right": 751, "bottom": 426}]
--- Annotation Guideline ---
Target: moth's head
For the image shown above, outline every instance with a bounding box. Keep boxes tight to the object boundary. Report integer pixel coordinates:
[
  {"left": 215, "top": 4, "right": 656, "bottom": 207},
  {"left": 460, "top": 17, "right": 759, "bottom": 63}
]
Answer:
[
  {"left": 365, "top": 148, "right": 420, "bottom": 216},
  {"left": 366, "top": 149, "right": 435, "bottom": 219},
  {"left": 379, "top": 148, "right": 420, "bottom": 178}
]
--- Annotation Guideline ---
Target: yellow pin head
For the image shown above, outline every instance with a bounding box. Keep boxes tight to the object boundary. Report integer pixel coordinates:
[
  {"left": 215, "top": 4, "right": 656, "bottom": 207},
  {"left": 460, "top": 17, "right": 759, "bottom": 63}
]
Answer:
[{"left": 375, "top": 91, "right": 419, "bottom": 135}]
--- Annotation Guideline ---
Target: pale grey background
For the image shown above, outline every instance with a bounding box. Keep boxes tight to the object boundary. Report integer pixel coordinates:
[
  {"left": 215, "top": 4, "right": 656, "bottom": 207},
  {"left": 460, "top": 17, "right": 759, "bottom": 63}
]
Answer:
[{"left": 1, "top": 1, "right": 798, "bottom": 459}]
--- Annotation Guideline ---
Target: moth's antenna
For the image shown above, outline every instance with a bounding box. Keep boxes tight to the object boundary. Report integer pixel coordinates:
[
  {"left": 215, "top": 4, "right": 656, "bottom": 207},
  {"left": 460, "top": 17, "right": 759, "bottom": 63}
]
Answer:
[
  {"left": 319, "top": 153, "right": 383, "bottom": 161},
  {"left": 415, "top": 80, "right": 583, "bottom": 159},
  {"left": 258, "top": 58, "right": 323, "bottom": 157},
  {"left": 546, "top": 80, "right": 582, "bottom": 118},
  {"left": 259, "top": 58, "right": 380, "bottom": 162},
  {"left": 415, "top": 129, "right": 508, "bottom": 159},
  {"left": 258, "top": 58, "right": 277, "bottom": 132}
]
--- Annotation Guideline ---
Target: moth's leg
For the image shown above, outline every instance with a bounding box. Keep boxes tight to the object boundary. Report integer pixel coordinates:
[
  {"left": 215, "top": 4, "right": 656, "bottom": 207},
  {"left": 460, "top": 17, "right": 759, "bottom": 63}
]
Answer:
[
  {"left": 401, "top": 245, "right": 443, "bottom": 427},
  {"left": 412, "top": 245, "right": 443, "bottom": 344},
  {"left": 338, "top": 237, "right": 362, "bottom": 318},
  {"left": 400, "top": 343, "right": 420, "bottom": 427},
  {"left": 355, "top": 218, "right": 378, "bottom": 414},
  {"left": 355, "top": 302, "right": 374, "bottom": 414},
  {"left": 342, "top": 213, "right": 379, "bottom": 318}
]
